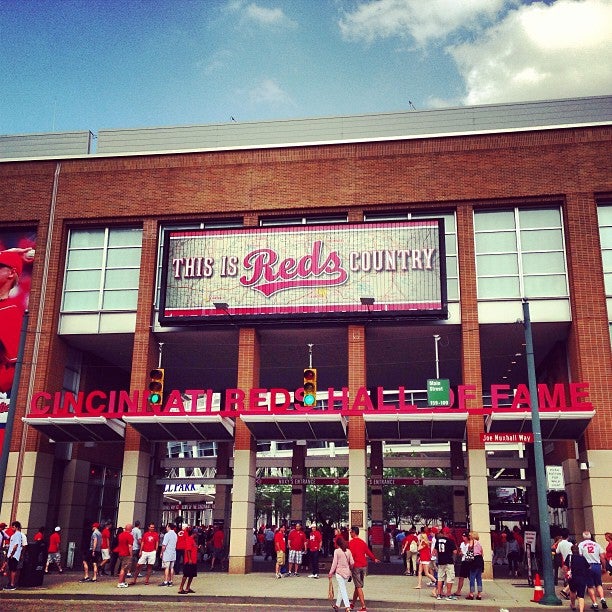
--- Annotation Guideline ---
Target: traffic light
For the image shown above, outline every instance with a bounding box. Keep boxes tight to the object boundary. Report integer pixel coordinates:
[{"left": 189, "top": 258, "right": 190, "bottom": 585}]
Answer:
[
  {"left": 303, "top": 368, "right": 317, "bottom": 406},
  {"left": 547, "top": 490, "right": 568, "bottom": 509},
  {"left": 148, "top": 368, "right": 165, "bottom": 405}
]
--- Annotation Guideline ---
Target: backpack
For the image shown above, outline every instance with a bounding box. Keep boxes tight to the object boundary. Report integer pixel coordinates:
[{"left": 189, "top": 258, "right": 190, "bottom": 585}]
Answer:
[{"left": 409, "top": 540, "right": 418, "bottom": 553}]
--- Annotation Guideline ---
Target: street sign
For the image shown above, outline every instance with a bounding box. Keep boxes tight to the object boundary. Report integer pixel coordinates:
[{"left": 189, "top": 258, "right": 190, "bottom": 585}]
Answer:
[
  {"left": 546, "top": 465, "right": 565, "bottom": 490},
  {"left": 427, "top": 378, "right": 450, "bottom": 406}
]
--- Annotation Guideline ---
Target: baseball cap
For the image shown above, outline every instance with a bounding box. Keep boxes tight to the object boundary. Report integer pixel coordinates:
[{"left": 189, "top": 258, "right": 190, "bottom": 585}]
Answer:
[
  {"left": 0, "top": 251, "right": 23, "bottom": 276},
  {"left": 92, "top": 522, "right": 100, "bottom": 529},
  {"left": 0, "top": 522, "right": 6, "bottom": 529},
  {"left": 55, "top": 526, "right": 61, "bottom": 531},
  {"left": 442, "top": 527, "right": 451, "bottom": 535}
]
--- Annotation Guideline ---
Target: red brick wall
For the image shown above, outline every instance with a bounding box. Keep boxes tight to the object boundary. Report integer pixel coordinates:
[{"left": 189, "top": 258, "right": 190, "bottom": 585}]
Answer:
[{"left": 1, "top": 126, "right": 611, "bottom": 455}]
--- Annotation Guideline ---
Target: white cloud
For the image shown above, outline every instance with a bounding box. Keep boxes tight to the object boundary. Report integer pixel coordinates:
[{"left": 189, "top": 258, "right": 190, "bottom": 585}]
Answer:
[
  {"left": 339, "top": 0, "right": 507, "bottom": 46},
  {"left": 227, "top": 0, "right": 297, "bottom": 28},
  {"left": 449, "top": 0, "right": 612, "bottom": 105},
  {"left": 245, "top": 78, "right": 294, "bottom": 107}
]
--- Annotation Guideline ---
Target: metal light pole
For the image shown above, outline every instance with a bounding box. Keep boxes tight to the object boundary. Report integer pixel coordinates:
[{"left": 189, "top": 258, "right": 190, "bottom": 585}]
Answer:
[{"left": 522, "top": 300, "right": 561, "bottom": 606}]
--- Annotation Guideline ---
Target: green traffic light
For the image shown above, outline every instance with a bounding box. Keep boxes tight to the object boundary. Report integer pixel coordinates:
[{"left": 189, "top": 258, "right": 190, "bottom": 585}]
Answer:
[
  {"left": 149, "top": 392, "right": 162, "bottom": 404},
  {"left": 303, "top": 394, "right": 316, "bottom": 406}
]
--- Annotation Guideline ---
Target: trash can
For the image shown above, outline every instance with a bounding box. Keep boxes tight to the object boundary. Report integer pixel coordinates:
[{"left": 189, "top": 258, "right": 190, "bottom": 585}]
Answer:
[{"left": 18, "top": 540, "right": 47, "bottom": 587}]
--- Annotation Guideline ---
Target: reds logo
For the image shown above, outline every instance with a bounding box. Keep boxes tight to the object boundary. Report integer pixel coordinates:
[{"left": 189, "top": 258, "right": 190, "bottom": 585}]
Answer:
[{"left": 239, "top": 240, "right": 348, "bottom": 297}]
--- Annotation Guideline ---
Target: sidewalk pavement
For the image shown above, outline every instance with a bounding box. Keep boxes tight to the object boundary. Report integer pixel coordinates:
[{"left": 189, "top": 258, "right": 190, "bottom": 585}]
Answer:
[{"left": 0, "top": 568, "right": 593, "bottom": 611}]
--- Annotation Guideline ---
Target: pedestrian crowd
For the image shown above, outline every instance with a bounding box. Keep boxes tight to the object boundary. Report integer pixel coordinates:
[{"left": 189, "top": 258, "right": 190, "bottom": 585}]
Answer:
[{"left": 0, "top": 517, "right": 226, "bottom": 596}]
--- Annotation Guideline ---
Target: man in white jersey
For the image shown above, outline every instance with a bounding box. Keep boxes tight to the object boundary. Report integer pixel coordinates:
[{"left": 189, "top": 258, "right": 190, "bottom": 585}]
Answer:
[
  {"left": 557, "top": 529, "right": 574, "bottom": 600},
  {"left": 578, "top": 531, "right": 607, "bottom": 610}
]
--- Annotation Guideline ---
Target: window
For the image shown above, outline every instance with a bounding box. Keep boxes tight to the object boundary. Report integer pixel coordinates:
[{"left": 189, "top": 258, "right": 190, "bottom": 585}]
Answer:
[
  {"left": 260, "top": 214, "right": 348, "bottom": 226},
  {"left": 62, "top": 227, "right": 142, "bottom": 312},
  {"left": 598, "top": 205, "right": 612, "bottom": 296},
  {"left": 364, "top": 211, "right": 459, "bottom": 301},
  {"left": 474, "top": 207, "right": 568, "bottom": 299}
]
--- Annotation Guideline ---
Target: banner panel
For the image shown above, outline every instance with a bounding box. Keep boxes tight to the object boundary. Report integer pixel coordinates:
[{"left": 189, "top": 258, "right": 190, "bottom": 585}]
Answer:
[
  {"left": 160, "top": 220, "right": 446, "bottom": 323},
  {"left": 0, "top": 229, "right": 37, "bottom": 442}
]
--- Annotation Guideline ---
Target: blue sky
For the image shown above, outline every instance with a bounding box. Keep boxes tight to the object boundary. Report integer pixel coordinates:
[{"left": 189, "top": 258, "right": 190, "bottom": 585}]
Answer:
[{"left": 1, "top": 0, "right": 611, "bottom": 135}]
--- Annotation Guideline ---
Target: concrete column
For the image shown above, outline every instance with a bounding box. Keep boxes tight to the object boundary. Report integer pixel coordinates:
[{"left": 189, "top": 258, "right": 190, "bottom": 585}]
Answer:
[
  {"left": 228, "top": 327, "right": 260, "bottom": 574},
  {"left": 291, "top": 442, "right": 306, "bottom": 523},
  {"left": 562, "top": 456, "right": 583, "bottom": 538},
  {"left": 348, "top": 325, "right": 368, "bottom": 540},
  {"left": 580, "top": 449, "right": 612, "bottom": 538}
]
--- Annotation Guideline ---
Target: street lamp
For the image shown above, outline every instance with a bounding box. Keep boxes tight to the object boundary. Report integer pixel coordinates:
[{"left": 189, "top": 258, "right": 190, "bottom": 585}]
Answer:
[{"left": 522, "top": 300, "right": 561, "bottom": 606}]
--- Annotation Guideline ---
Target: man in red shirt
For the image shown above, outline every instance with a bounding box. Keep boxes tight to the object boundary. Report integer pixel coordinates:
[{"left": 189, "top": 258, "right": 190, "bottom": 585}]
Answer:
[
  {"left": 175, "top": 523, "right": 188, "bottom": 574},
  {"left": 129, "top": 523, "right": 159, "bottom": 585},
  {"left": 287, "top": 522, "right": 307, "bottom": 576},
  {"left": 348, "top": 525, "right": 380, "bottom": 612},
  {"left": 115, "top": 523, "right": 134, "bottom": 588},
  {"left": 98, "top": 521, "right": 112, "bottom": 575},
  {"left": 307, "top": 523, "right": 323, "bottom": 579},
  {"left": 274, "top": 524, "right": 286, "bottom": 578},
  {"left": 45, "top": 526, "right": 63, "bottom": 574},
  {"left": 209, "top": 524, "right": 225, "bottom": 571}
]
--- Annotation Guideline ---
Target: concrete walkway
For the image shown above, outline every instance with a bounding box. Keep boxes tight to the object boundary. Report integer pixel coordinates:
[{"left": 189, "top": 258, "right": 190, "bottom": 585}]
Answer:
[{"left": 0, "top": 567, "right": 587, "bottom": 611}]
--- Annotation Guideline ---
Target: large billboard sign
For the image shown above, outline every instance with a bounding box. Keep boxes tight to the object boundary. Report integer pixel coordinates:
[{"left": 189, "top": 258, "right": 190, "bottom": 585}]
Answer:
[
  {"left": 159, "top": 220, "right": 446, "bottom": 323},
  {"left": 0, "top": 228, "right": 37, "bottom": 449}
]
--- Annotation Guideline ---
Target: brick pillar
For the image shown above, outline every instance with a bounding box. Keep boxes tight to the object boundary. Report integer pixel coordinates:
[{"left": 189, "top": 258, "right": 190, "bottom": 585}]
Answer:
[
  {"left": 118, "top": 219, "right": 157, "bottom": 527},
  {"left": 348, "top": 324, "right": 368, "bottom": 540},
  {"left": 456, "top": 205, "right": 492, "bottom": 577},
  {"left": 228, "top": 327, "right": 259, "bottom": 574},
  {"left": 564, "top": 193, "right": 612, "bottom": 535},
  {"left": 291, "top": 442, "right": 306, "bottom": 523}
]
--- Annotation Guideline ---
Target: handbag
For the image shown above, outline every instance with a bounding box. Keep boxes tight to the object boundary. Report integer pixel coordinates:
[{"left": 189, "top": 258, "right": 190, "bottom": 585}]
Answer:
[{"left": 464, "top": 548, "right": 475, "bottom": 562}]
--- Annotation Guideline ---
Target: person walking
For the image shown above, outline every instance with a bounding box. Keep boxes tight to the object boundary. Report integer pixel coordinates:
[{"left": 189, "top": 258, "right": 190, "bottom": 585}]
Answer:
[
  {"left": 452, "top": 532, "right": 471, "bottom": 597},
  {"left": 80, "top": 522, "right": 102, "bottom": 583},
  {"left": 568, "top": 543, "right": 593, "bottom": 612},
  {"left": 348, "top": 525, "right": 380, "bottom": 612},
  {"left": 3, "top": 521, "right": 24, "bottom": 590},
  {"left": 287, "top": 522, "right": 307, "bottom": 576},
  {"left": 115, "top": 523, "right": 133, "bottom": 588},
  {"left": 274, "top": 524, "right": 287, "bottom": 578},
  {"left": 45, "top": 526, "right": 63, "bottom": 574},
  {"left": 129, "top": 522, "right": 159, "bottom": 585},
  {"left": 466, "top": 531, "right": 485, "bottom": 600},
  {"left": 159, "top": 522, "right": 178, "bottom": 587},
  {"left": 178, "top": 527, "right": 199, "bottom": 594},
  {"left": 414, "top": 530, "right": 436, "bottom": 589},
  {"left": 578, "top": 530, "right": 608, "bottom": 610},
  {"left": 307, "top": 523, "right": 323, "bottom": 578},
  {"left": 328, "top": 537, "right": 354, "bottom": 612}
]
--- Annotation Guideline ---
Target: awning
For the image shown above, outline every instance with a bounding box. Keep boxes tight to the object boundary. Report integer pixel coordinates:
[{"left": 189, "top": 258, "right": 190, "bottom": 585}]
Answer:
[
  {"left": 363, "top": 410, "right": 468, "bottom": 441},
  {"left": 23, "top": 416, "right": 126, "bottom": 442},
  {"left": 240, "top": 413, "right": 347, "bottom": 440},
  {"left": 122, "top": 414, "right": 235, "bottom": 441},
  {"left": 485, "top": 409, "right": 595, "bottom": 440}
]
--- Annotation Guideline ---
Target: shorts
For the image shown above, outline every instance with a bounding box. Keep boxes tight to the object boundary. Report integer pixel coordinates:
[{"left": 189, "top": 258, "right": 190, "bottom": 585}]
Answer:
[
  {"left": 101, "top": 549, "right": 110, "bottom": 561},
  {"left": 569, "top": 578, "right": 587, "bottom": 599},
  {"left": 587, "top": 564, "right": 603, "bottom": 588},
  {"left": 458, "top": 560, "right": 471, "bottom": 579},
  {"left": 118, "top": 555, "right": 131, "bottom": 572},
  {"left": 276, "top": 550, "right": 285, "bottom": 565},
  {"left": 288, "top": 550, "right": 303, "bottom": 565},
  {"left": 89, "top": 550, "right": 102, "bottom": 565},
  {"left": 8, "top": 557, "right": 19, "bottom": 572},
  {"left": 213, "top": 546, "right": 224, "bottom": 560},
  {"left": 137, "top": 550, "right": 157, "bottom": 566},
  {"left": 351, "top": 566, "right": 366, "bottom": 589},
  {"left": 47, "top": 552, "right": 61, "bottom": 565},
  {"left": 182, "top": 563, "right": 197, "bottom": 578},
  {"left": 437, "top": 563, "right": 455, "bottom": 583},
  {"left": 162, "top": 559, "right": 175, "bottom": 571}
]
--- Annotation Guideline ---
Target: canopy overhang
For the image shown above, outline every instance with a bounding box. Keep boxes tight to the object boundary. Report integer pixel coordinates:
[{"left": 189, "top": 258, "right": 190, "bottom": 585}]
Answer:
[
  {"left": 122, "top": 414, "right": 235, "bottom": 441},
  {"left": 363, "top": 410, "right": 468, "bottom": 441},
  {"left": 23, "top": 416, "right": 126, "bottom": 442},
  {"left": 240, "top": 413, "right": 347, "bottom": 440},
  {"left": 485, "top": 409, "right": 595, "bottom": 440}
]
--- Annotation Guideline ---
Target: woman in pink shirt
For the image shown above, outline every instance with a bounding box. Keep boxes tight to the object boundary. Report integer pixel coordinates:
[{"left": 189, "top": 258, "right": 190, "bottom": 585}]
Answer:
[{"left": 328, "top": 537, "right": 354, "bottom": 612}]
